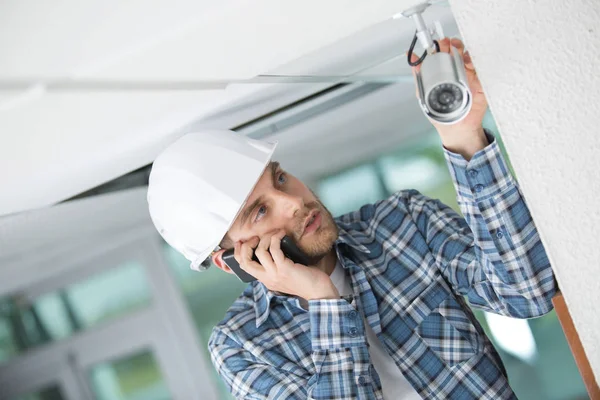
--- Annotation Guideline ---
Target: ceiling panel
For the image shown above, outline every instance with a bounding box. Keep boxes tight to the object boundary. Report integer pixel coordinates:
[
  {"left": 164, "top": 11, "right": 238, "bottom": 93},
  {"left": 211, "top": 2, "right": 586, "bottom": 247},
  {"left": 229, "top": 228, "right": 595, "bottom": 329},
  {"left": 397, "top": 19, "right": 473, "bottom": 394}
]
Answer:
[
  {"left": 0, "top": 0, "right": 455, "bottom": 216},
  {"left": 0, "top": 0, "right": 414, "bottom": 80}
]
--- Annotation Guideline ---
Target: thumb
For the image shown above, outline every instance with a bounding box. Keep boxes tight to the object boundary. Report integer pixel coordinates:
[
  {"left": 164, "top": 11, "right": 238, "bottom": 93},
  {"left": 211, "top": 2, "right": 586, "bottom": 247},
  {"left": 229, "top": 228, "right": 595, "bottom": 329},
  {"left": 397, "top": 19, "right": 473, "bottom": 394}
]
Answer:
[
  {"left": 463, "top": 50, "right": 475, "bottom": 71},
  {"left": 408, "top": 52, "right": 421, "bottom": 98},
  {"left": 409, "top": 52, "right": 422, "bottom": 74}
]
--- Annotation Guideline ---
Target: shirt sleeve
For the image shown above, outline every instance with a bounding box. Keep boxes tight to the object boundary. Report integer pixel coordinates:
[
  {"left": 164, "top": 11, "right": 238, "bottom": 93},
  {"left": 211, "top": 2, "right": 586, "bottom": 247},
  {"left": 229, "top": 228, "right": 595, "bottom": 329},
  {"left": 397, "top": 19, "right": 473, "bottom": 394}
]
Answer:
[
  {"left": 402, "top": 131, "right": 557, "bottom": 318},
  {"left": 209, "top": 298, "right": 372, "bottom": 399}
]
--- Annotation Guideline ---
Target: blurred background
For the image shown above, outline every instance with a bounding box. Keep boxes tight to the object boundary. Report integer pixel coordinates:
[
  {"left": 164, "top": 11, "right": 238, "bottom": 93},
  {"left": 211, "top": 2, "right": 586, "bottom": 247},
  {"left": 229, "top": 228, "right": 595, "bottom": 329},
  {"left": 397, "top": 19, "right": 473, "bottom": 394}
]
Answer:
[
  {"left": 0, "top": 1, "right": 590, "bottom": 399},
  {"left": 0, "top": 112, "right": 589, "bottom": 400}
]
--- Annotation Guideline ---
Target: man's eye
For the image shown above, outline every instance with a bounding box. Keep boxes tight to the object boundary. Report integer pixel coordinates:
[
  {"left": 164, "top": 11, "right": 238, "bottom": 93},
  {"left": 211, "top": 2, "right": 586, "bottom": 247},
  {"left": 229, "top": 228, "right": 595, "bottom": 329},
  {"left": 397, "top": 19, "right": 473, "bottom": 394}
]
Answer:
[
  {"left": 277, "top": 172, "right": 287, "bottom": 185},
  {"left": 254, "top": 205, "right": 267, "bottom": 223}
]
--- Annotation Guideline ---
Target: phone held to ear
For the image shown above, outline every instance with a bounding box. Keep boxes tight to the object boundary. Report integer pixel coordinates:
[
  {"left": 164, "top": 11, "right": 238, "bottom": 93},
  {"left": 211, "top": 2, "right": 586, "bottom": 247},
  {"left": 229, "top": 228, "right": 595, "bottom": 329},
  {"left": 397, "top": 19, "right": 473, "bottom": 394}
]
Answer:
[{"left": 222, "top": 236, "right": 311, "bottom": 283}]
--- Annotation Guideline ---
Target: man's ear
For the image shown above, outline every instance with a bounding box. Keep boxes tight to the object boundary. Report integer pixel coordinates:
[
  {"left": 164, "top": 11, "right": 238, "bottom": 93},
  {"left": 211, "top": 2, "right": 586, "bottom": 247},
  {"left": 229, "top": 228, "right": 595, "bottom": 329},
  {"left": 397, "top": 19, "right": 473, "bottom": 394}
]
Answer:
[{"left": 212, "top": 249, "right": 234, "bottom": 274}]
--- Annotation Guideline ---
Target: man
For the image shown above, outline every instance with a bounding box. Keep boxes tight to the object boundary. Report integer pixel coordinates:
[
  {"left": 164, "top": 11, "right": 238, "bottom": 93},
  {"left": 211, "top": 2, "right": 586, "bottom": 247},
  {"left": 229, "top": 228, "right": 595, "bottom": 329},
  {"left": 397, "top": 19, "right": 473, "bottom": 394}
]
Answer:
[{"left": 147, "top": 38, "right": 556, "bottom": 399}]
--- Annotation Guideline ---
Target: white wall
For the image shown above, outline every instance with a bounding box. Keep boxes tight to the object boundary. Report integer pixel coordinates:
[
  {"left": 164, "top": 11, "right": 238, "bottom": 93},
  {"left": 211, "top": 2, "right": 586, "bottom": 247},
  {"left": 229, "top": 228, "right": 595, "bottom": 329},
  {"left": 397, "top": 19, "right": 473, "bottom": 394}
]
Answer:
[{"left": 449, "top": 0, "right": 600, "bottom": 380}]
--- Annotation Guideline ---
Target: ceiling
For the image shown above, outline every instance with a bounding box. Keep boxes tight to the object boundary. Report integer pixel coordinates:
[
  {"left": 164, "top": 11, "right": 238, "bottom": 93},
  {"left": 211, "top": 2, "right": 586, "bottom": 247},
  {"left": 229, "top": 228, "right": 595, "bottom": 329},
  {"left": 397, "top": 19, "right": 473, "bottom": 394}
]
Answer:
[
  {"left": 0, "top": 0, "right": 458, "bottom": 218},
  {"left": 0, "top": 1, "right": 459, "bottom": 268}
]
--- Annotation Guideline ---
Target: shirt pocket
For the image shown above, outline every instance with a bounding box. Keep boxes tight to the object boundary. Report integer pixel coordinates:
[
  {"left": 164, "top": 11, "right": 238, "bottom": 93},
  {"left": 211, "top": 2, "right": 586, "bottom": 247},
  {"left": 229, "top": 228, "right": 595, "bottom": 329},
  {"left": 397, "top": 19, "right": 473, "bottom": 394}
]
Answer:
[
  {"left": 309, "top": 349, "right": 357, "bottom": 400},
  {"left": 401, "top": 277, "right": 481, "bottom": 366}
]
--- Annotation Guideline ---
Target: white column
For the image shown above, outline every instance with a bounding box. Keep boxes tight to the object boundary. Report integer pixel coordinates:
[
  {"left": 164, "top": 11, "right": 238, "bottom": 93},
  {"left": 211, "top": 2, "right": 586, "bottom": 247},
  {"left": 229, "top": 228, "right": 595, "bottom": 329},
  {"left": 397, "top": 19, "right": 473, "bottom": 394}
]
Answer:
[{"left": 448, "top": 0, "right": 600, "bottom": 379}]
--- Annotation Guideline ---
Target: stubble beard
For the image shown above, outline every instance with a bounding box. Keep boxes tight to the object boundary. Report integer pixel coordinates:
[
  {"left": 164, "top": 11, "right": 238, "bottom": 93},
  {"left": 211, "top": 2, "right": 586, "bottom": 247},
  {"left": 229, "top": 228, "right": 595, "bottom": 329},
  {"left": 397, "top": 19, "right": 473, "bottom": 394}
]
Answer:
[{"left": 290, "top": 199, "right": 339, "bottom": 262}]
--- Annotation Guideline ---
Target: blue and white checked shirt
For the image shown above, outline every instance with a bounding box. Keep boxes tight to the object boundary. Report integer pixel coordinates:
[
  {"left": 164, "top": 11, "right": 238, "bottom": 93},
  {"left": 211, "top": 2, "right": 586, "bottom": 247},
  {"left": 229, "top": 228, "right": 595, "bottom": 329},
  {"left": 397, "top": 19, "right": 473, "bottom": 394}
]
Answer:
[{"left": 209, "top": 133, "right": 557, "bottom": 399}]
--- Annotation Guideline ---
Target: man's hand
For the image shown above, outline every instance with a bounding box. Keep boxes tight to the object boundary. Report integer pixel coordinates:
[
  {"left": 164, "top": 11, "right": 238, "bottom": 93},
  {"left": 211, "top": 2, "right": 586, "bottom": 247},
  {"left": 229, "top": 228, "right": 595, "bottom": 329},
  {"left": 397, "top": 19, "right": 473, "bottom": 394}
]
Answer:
[
  {"left": 234, "top": 230, "right": 340, "bottom": 301},
  {"left": 411, "top": 37, "right": 489, "bottom": 160}
]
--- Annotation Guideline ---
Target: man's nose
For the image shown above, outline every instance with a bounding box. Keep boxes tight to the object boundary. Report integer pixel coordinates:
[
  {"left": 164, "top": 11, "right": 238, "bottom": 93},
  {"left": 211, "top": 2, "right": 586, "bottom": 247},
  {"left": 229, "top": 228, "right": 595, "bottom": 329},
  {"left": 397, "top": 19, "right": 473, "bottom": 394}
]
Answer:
[{"left": 274, "top": 191, "right": 304, "bottom": 219}]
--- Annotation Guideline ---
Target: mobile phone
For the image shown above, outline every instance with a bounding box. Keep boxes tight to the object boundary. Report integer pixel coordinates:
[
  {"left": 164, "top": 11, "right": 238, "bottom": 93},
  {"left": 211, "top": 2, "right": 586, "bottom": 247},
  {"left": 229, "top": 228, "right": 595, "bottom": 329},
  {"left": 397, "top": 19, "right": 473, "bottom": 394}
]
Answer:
[{"left": 222, "top": 236, "right": 311, "bottom": 283}]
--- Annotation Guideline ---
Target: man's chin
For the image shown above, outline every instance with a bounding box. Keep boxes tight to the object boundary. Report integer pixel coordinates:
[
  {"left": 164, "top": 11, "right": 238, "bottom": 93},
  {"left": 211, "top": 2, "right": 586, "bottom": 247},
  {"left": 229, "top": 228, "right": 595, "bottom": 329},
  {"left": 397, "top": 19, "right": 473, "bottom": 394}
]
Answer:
[
  {"left": 294, "top": 200, "right": 339, "bottom": 262},
  {"left": 298, "top": 225, "right": 338, "bottom": 260}
]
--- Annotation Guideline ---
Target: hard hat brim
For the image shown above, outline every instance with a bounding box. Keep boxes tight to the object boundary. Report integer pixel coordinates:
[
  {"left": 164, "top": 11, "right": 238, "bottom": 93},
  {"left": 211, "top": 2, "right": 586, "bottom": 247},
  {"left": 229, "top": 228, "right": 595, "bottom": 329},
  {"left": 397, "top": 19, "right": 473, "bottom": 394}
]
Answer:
[{"left": 189, "top": 140, "right": 278, "bottom": 271}]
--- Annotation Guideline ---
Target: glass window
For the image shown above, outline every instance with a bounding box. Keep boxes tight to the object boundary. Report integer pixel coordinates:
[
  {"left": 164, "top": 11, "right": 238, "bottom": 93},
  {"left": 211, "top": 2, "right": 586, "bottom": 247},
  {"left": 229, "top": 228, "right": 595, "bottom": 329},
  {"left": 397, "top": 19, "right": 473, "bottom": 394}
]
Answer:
[
  {"left": 11, "top": 385, "right": 65, "bottom": 400},
  {"left": 164, "top": 245, "right": 246, "bottom": 400},
  {"left": 88, "top": 349, "right": 171, "bottom": 400},
  {"left": 316, "top": 164, "right": 386, "bottom": 217},
  {"left": 0, "top": 261, "right": 151, "bottom": 365},
  {"left": 65, "top": 262, "right": 150, "bottom": 327},
  {"left": 378, "top": 154, "right": 444, "bottom": 192},
  {"left": 376, "top": 136, "right": 460, "bottom": 213}
]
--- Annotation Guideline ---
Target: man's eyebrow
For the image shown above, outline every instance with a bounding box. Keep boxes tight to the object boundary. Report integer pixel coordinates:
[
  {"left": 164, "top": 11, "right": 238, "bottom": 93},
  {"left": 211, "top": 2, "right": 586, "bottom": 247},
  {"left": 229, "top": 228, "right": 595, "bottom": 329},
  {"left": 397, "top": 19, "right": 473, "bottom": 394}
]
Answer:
[
  {"left": 270, "top": 161, "right": 280, "bottom": 186},
  {"left": 240, "top": 196, "right": 264, "bottom": 226},
  {"left": 239, "top": 162, "right": 279, "bottom": 226}
]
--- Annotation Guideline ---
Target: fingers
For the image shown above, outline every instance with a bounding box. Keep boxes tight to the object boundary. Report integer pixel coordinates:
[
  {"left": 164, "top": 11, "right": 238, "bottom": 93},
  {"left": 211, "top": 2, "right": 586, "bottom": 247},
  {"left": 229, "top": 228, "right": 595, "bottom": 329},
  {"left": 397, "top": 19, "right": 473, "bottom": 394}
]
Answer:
[
  {"left": 435, "top": 37, "right": 475, "bottom": 74},
  {"left": 233, "top": 232, "right": 292, "bottom": 287},
  {"left": 255, "top": 233, "right": 276, "bottom": 273},
  {"left": 463, "top": 50, "right": 474, "bottom": 71},
  {"left": 236, "top": 236, "right": 259, "bottom": 264},
  {"left": 450, "top": 38, "right": 465, "bottom": 54},
  {"left": 235, "top": 237, "right": 264, "bottom": 277},
  {"left": 443, "top": 38, "right": 484, "bottom": 102},
  {"left": 448, "top": 38, "right": 474, "bottom": 72},
  {"left": 446, "top": 38, "right": 475, "bottom": 70},
  {"left": 234, "top": 241, "right": 240, "bottom": 263},
  {"left": 410, "top": 53, "right": 422, "bottom": 99},
  {"left": 437, "top": 37, "right": 451, "bottom": 54},
  {"left": 410, "top": 52, "right": 422, "bottom": 72},
  {"left": 270, "top": 230, "right": 287, "bottom": 265},
  {"left": 450, "top": 38, "right": 465, "bottom": 62}
]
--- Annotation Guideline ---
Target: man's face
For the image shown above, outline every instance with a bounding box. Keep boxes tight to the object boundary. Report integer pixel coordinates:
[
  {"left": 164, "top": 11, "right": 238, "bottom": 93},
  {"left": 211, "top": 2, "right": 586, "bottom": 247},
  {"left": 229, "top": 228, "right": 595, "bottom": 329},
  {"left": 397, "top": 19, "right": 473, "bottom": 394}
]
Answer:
[{"left": 225, "top": 161, "right": 338, "bottom": 260}]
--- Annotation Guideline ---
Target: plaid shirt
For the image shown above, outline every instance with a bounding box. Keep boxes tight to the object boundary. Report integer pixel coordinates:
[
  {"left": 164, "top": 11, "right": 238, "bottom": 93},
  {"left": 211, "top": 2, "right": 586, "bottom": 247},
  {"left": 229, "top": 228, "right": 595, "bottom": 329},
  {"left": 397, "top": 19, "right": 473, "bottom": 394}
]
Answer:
[{"left": 209, "top": 133, "right": 557, "bottom": 399}]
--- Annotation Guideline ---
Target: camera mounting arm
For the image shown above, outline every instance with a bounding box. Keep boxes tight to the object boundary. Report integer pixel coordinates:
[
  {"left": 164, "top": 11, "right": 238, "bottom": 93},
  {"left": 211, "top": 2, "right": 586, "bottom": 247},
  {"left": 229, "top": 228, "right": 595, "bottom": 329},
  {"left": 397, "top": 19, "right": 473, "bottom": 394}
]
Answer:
[
  {"left": 400, "top": 2, "right": 443, "bottom": 67},
  {"left": 401, "top": 2, "right": 437, "bottom": 54}
]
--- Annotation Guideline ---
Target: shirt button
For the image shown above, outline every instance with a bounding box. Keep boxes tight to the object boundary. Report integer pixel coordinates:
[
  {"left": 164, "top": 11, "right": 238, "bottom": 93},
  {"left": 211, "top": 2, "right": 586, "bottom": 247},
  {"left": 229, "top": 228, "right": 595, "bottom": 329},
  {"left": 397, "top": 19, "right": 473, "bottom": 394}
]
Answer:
[
  {"left": 474, "top": 184, "right": 484, "bottom": 193},
  {"left": 347, "top": 311, "right": 357, "bottom": 319},
  {"left": 358, "top": 376, "right": 368, "bottom": 386},
  {"left": 496, "top": 230, "right": 504, "bottom": 239},
  {"left": 469, "top": 169, "right": 479, "bottom": 178},
  {"left": 348, "top": 327, "right": 358, "bottom": 337}
]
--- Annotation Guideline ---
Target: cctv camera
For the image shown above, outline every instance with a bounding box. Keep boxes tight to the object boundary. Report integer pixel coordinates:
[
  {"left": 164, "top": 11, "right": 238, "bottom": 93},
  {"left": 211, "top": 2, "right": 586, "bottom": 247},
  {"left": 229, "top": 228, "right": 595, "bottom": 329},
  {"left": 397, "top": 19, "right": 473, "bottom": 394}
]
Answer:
[
  {"left": 402, "top": 1, "right": 472, "bottom": 125},
  {"left": 416, "top": 47, "right": 472, "bottom": 125}
]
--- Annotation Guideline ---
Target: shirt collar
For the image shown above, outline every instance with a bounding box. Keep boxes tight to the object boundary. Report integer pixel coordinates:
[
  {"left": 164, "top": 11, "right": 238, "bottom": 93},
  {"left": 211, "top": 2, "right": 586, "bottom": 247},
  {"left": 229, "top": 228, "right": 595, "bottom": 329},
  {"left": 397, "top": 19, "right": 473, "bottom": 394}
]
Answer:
[
  {"left": 252, "top": 281, "right": 276, "bottom": 328},
  {"left": 335, "top": 221, "right": 372, "bottom": 255},
  {"left": 252, "top": 220, "right": 371, "bottom": 327}
]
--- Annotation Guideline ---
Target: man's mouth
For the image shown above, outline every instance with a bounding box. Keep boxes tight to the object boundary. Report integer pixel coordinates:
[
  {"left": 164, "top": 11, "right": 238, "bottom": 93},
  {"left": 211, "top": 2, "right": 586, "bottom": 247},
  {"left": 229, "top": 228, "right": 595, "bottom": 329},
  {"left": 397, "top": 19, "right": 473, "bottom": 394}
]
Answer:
[{"left": 302, "top": 210, "right": 322, "bottom": 236}]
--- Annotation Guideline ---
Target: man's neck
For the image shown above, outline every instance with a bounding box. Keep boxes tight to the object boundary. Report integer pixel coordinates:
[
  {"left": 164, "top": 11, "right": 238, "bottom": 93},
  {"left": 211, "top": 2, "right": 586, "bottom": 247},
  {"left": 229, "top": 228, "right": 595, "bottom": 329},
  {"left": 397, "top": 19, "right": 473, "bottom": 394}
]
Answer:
[{"left": 315, "top": 248, "right": 338, "bottom": 276}]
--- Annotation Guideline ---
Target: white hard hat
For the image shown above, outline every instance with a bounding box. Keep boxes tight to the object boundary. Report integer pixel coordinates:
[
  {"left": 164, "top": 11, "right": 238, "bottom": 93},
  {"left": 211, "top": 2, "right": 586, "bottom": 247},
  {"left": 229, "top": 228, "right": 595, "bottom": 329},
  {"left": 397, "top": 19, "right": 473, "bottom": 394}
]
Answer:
[{"left": 147, "top": 130, "right": 277, "bottom": 271}]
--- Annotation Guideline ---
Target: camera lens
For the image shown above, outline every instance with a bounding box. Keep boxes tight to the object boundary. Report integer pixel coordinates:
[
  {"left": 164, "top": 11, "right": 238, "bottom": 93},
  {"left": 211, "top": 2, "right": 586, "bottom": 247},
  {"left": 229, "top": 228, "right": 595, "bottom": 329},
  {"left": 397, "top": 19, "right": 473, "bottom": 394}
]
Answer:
[{"left": 428, "top": 83, "right": 463, "bottom": 114}]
